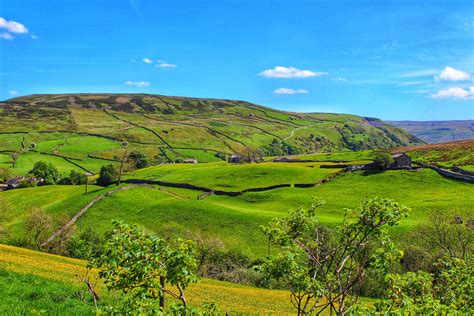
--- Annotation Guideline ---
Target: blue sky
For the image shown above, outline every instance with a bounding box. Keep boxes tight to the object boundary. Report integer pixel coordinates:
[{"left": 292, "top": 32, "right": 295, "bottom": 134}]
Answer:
[{"left": 1, "top": 0, "right": 473, "bottom": 120}]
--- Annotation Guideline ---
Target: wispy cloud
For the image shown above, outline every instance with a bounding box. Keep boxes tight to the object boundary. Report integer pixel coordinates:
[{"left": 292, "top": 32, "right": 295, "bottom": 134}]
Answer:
[
  {"left": 0, "top": 17, "right": 29, "bottom": 40},
  {"left": 140, "top": 58, "right": 177, "bottom": 68},
  {"left": 124, "top": 80, "right": 150, "bottom": 87},
  {"left": 8, "top": 90, "right": 18, "bottom": 96},
  {"left": 398, "top": 69, "right": 439, "bottom": 78},
  {"left": 0, "top": 32, "right": 13, "bottom": 40},
  {"left": 431, "top": 86, "right": 474, "bottom": 99},
  {"left": 156, "top": 60, "right": 176, "bottom": 68},
  {"left": 260, "top": 66, "right": 327, "bottom": 78},
  {"left": 274, "top": 88, "right": 308, "bottom": 95},
  {"left": 435, "top": 66, "right": 471, "bottom": 82},
  {"left": 331, "top": 77, "right": 347, "bottom": 82}
]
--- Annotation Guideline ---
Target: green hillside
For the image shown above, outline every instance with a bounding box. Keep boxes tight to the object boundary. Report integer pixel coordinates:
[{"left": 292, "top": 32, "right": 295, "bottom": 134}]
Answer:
[
  {"left": 3, "top": 162, "right": 472, "bottom": 257},
  {"left": 0, "top": 93, "right": 421, "bottom": 175}
]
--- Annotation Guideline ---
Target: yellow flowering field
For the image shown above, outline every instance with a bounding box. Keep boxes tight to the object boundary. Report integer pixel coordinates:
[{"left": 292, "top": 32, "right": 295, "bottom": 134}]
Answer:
[{"left": 0, "top": 244, "right": 296, "bottom": 314}]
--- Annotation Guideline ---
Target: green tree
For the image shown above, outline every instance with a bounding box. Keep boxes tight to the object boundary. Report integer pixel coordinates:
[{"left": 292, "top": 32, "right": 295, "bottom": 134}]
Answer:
[
  {"left": 89, "top": 221, "right": 199, "bottom": 313},
  {"left": 372, "top": 150, "right": 394, "bottom": 169},
  {"left": 61, "top": 170, "right": 87, "bottom": 185},
  {"left": 97, "top": 164, "right": 118, "bottom": 186},
  {"left": 371, "top": 255, "right": 473, "bottom": 314},
  {"left": 128, "top": 152, "right": 150, "bottom": 169},
  {"left": 0, "top": 167, "right": 12, "bottom": 183},
  {"left": 29, "top": 161, "right": 60, "bottom": 184},
  {"left": 261, "top": 197, "right": 408, "bottom": 315},
  {"left": 0, "top": 195, "right": 10, "bottom": 240}
]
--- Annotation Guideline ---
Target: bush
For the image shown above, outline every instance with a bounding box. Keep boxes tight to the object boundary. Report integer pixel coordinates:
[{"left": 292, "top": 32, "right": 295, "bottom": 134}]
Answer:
[
  {"left": 0, "top": 167, "right": 12, "bottom": 183},
  {"left": 29, "top": 161, "right": 60, "bottom": 184},
  {"left": 66, "top": 227, "right": 104, "bottom": 260},
  {"left": 59, "top": 170, "right": 87, "bottom": 185},
  {"left": 128, "top": 152, "right": 149, "bottom": 169},
  {"left": 97, "top": 164, "right": 118, "bottom": 186},
  {"left": 373, "top": 150, "right": 394, "bottom": 169}
]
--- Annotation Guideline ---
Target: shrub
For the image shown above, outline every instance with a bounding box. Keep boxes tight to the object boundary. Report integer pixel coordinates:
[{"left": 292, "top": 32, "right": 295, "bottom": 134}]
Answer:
[
  {"left": 29, "top": 161, "right": 60, "bottom": 184},
  {"left": 60, "top": 170, "right": 87, "bottom": 185},
  {"left": 0, "top": 167, "right": 12, "bottom": 183},
  {"left": 97, "top": 164, "right": 118, "bottom": 186},
  {"left": 128, "top": 152, "right": 149, "bottom": 169}
]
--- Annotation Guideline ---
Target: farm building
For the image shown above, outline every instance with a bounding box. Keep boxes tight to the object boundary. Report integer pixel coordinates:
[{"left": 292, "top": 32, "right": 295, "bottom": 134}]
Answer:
[
  {"left": 228, "top": 154, "right": 242, "bottom": 163},
  {"left": 391, "top": 152, "right": 412, "bottom": 169},
  {"left": 183, "top": 158, "right": 198, "bottom": 164}
]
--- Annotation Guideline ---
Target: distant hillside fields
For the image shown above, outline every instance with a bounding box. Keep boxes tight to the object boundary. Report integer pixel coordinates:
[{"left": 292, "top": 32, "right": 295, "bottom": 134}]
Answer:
[
  {"left": 0, "top": 93, "right": 421, "bottom": 175},
  {"left": 388, "top": 120, "right": 474, "bottom": 144}
]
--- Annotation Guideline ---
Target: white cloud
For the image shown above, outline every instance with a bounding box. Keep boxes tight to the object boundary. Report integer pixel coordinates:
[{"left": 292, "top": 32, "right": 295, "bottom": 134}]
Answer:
[
  {"left": 431, "top": 86, "right": 474, "bottom": 99},
  {"left": 142, "top": 58, "right": 153, "bottom": 64},
  {"left": 156, "top": 60, "right": 176, "bottom": 68},
  {"left": 31, "top": 34, "right": 38, "bottom": 39},
  {"left": 124, "top": 81, "right": 150, "bottom": 87},
  {"left": 435, "top": 66, "right": 471, "bottom": 81},
  {"left": 398, "top": 69, "right": 439, "bottom": 78},
  {"left": 8, "top": 90, "right": 18, "bottom": 96},
  {"left": 274, "top": 88, "right": 308, "bottom": 95},
  {"left": 0, "top": 17, "right": 28, "bottom": 34},
  {"left": 259, "top": 66, "right": 327, "bottom": 78},
  {"left": 0, "top": 32, "right": 13, "bottom": 40},
  {"left": 331, "top": 77, "right": 347, "bottom": 82}
]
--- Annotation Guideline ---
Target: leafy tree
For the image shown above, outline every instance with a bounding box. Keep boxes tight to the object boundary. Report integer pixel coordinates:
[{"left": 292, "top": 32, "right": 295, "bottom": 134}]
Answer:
[
  {"left": 0, "top": 195, "right": 10, "bottom": 240},
  {"left": 260, "top": 197, "right": 408, "bottom": 315},
  {"left": 128, "top": 152, "right": 150, "bottom": 169},
  {"left": 370, "top": 255, "right": 473, "bottom": 314},
  {"left": 97, "top": 164, "right": 118, "bottom": 186},
  {"left": 29, "top": 161, "right": 60, "bottom": 184},
  {"left": 24, "top": 207, "right": 52, "bottom": 249},
  {"left": 89, "top": 221, "right": 199, "bottom": 313},
  {"left": 60, "top": 170, "right": 87, "bottom": 185},
  {"left": 0, "top": 167, "right": 12, "bottom": 183},
  {"left": 372, "top": 150, "right": 394, "bottom": 169},
  {"left": 416, "top": 211, "right": 473, "bottom": 260},
  {"left": 67, "top": 227, "right": 104, "bottom": 260}
]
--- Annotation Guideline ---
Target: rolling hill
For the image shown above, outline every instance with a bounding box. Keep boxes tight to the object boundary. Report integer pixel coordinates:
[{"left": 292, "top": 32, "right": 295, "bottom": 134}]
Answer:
[
  {"left": 0, "top": 93, "right": 421, "bottom": 175},
  {"left": 388, "top": 120, "right": 474, "bottom": 144}
]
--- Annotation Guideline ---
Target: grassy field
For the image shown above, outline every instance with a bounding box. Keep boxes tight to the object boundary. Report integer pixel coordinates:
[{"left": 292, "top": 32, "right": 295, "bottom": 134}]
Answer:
[
  {"left": 127, "top": 161, "right": 341, "bottom": 191},
  {"left": 0, "top": 244, "right": 297, "bottom": 314},
  {"left": 3, "top": 166, "right": 472, "bottom": 258}
]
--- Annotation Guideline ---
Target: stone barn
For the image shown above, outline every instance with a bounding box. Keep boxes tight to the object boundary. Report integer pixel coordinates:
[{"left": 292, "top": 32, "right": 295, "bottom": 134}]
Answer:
[
  {"left": 391, "top": 152, "right": 412, "bottom": 169},
  {"left": 228, "top": 154, "right": 242, "bottom": 163}
]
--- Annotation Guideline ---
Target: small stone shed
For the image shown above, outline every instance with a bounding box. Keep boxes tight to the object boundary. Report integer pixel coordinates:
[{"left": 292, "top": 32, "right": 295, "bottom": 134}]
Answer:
[
  {"left": 228, "top": 154, "right": 242, "bottom": 163},
  {"left": 391, "top": 152, "right": 412, "bottom": 169}
]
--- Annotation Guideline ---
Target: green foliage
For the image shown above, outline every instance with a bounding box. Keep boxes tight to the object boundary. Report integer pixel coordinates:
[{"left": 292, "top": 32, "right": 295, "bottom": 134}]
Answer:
[
  {"left": 261, "top": 197, "right": 408, "bottom": 315},
  {"left": 372, "top": 150, "right": 394, "bottom": 169},
  {"left": 0, "top": 167, "right": 12, "bottom": 183},
  {"left": 66, "top": 227, "right": 104, "bottom": 260},
  {"left": 128, "top": 151, "right": 150, "bottom": 169},
  {"left": 97, "top": 164, "right": 118, "bottom": 186},
  {"left": 371, "top": 255, "right": 473, "bottom": 314},
  {"left": 260, "top": 138, "right": 300, "bottom": 156},
  {"left": 60, "top": 170, "right": 87, "bottom": 185},
  {"left": 29, "top": 161, "right": 60, "bottom": 184},
  {"left": 89, "top": 221, "right": 199, "bottom": 312}
]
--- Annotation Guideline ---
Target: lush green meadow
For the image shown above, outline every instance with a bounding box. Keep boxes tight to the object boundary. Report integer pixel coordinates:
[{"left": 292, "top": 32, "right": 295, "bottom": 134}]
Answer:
[
  {"left": 3, "top": 165, "right": 472, "bottom": 257},
  {"left": 127, "top": 161, "right": 341, "bottom": 190}
]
